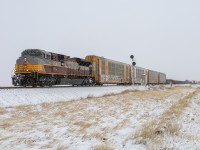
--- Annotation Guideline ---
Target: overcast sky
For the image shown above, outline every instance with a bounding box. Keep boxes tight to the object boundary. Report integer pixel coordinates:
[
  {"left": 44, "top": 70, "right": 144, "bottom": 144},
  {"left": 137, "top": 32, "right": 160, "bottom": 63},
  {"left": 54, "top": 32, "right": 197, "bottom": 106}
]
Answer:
[{"left": 0, "top": 0, "right": 200, "bottom": 85}]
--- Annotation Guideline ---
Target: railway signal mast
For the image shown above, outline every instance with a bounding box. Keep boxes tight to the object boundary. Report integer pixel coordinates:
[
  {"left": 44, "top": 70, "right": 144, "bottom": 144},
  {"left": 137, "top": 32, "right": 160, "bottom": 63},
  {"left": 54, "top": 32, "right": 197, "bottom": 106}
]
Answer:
[{"left": 130, "top": 55, "right": 136, "bottom": 66}]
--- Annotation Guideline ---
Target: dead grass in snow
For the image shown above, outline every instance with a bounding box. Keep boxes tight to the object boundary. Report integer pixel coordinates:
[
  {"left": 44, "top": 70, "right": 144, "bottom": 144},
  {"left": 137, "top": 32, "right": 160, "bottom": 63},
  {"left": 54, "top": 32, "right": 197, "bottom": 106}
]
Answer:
[
  {"left": 40, "top": 143, "right": 53, "bottom": 149},
  {"left": 74, "top": 121, "right": 92, "bottom": 131},
  {"left": 94, "top": 145, "right": 113, "bottom": 150},
  {"left": 84, "top": 132, "right": 105, "bottom": 140},
  {"left": 15, "top": 105, "right": 31, "bottom": 112},
  {"left": 181, "top": 133, "right": 199, "bottom": 141},
  {"left": 56, "top": 144, "right": 67, "bottom": 150},
  {"left": 41, "top": 102, "right": 53, "bottom": 110},
  {"left": 0, "top": 108, "right": 8, "bottom": 115},
  {"left": 131, "top": 88, "right": 199, "bottom": 147},
  {"left": 0, "top": 86, "right": 195, "bottom": 149},
  {"left": 53, "top": 110, "right": 67, "bottom": 118},
  {"left": 0, "top": 136, "right": 12, "bottom": 142},
  {"left": 0, "top": 122, "right": 12, "bottom": 129},
  {"left": 102, "top": 89, "right": 138, "bottom": 97}
]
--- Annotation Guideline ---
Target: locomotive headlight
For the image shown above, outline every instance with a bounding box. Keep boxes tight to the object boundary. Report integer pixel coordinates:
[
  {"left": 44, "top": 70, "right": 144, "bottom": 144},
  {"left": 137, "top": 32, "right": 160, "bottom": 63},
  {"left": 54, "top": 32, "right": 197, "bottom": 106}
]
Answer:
[{"left": 24, "top": 57, "right": 27, "bottom": 61}]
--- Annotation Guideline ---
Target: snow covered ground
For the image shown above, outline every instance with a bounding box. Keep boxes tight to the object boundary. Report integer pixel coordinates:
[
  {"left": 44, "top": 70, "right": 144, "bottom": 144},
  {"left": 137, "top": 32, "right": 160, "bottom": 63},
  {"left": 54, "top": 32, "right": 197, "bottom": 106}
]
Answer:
[
  {"left": 0, "top": 85, "right": 148, "bottom": 107},
  {"left": 0, "top": 85, "right": 200, "bottom": 150}
]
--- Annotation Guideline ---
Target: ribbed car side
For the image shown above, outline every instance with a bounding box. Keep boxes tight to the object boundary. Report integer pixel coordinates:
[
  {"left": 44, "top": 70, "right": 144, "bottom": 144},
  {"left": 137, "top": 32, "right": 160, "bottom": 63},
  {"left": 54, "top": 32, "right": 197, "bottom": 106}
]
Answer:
[
  {"left": 85, "top": 55, "right": 132, "bottom": 85},
  {"left": 132, "top": 66, "right": 166, "bottom": 85}
]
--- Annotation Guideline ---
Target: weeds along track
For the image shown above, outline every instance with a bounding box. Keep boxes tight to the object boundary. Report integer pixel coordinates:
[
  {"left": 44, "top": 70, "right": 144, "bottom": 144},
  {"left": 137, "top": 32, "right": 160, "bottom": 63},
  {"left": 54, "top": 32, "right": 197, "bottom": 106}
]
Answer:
[{"left": 130, "top": 87, "right": 200, "bottom": 149}]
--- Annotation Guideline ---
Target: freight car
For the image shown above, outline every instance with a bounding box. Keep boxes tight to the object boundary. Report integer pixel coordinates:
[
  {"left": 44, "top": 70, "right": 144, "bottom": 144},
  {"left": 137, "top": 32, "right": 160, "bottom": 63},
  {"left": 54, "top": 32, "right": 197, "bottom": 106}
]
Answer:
[
  {"left": 12, "top": 49, "right": 95, "bottom": 87},
  {"left": 166, "top": 79, "right": 188, "bottom": 84},
  {"left": 132, "top": 66, "right": 148, "bottom": 85},
  {"left": 85, "top": 55, "right": 132, "bottom": 85},
  {"left": 158, "top": 73, "right": 166, "bottom": 84},
  {"left": 132, "top": 66, "right": 166, "bottom": 85}
]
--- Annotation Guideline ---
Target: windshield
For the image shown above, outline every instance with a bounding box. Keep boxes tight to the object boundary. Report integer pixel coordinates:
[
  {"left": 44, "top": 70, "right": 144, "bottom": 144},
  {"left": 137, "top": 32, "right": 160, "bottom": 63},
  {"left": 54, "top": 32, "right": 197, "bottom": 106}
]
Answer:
[{"left": 22, "top": 49, "right": 43, "bottom": 57}]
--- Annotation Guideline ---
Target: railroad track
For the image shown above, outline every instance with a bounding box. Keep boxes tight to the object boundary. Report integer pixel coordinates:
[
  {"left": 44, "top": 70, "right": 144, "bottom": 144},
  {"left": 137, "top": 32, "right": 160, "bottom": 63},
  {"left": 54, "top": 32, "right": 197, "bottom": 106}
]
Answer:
[{"left": 0, "top": 84, "right": 121, "bottom": 90}]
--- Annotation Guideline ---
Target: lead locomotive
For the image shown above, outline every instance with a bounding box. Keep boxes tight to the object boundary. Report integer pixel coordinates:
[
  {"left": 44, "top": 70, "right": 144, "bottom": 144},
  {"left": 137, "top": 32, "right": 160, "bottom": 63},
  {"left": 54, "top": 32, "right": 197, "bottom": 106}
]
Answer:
[{"left": 12, "top": 49, "right": 94, "bottom": 87}]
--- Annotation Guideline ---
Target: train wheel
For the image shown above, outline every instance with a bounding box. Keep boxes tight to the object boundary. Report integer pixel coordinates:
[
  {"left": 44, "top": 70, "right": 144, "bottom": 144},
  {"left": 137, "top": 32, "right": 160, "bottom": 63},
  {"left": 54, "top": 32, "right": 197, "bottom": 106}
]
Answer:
[
  {"left": 32, "top": 84, "right": 37, "bottom": 88},
  {"left": 39, "top": 84, "right": 44, "bottom": 87}
]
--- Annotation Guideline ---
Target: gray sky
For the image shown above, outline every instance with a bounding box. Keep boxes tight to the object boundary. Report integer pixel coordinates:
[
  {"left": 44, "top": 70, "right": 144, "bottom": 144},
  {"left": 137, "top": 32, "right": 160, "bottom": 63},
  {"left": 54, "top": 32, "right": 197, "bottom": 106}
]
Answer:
[{"left": 0, "top": 0, "right": 200, "bottom": 85}]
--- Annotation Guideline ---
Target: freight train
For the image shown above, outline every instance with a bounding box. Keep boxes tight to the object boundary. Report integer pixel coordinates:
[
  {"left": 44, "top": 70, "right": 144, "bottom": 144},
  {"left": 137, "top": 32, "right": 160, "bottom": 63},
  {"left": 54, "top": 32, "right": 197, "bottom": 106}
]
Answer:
[
  {"left": 166, "top": 79, "right": 192, "bottom": 84},
  {"left": 12, "top": 49, "right": 166, "bottom": 87}
]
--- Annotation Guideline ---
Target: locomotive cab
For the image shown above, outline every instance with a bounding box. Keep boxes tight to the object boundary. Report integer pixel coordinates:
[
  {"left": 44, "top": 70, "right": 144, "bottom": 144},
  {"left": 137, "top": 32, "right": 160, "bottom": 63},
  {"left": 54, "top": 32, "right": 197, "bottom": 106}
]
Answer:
[{"left": 13, "top": 49, "right": 48, "bottom": 86}]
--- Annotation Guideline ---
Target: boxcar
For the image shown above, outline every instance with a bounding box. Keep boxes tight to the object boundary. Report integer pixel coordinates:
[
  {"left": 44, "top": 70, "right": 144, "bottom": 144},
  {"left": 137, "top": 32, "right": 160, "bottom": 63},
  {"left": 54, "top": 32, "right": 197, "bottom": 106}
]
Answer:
[
  {"left": 132, "top": 66, "right": 148, "bottom": 85},
  {"left": 147, "top": 70, "right": 159, "bottom": 84},
  {"left": 158, "top": 73, "right": 166, "bottom": 84},
  {"left": 85, "top": 55, "right": 132, "bottom": 85}
]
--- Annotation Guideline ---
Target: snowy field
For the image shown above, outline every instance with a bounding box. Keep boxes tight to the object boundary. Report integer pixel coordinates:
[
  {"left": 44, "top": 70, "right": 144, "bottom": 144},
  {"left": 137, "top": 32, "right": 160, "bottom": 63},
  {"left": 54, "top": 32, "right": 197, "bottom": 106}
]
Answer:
[
  {"left": 0, "top": 85, "right": 200, "bottom": 149},
  {"left": 0, "top": 86, "right": 147, "bottom": 107}
]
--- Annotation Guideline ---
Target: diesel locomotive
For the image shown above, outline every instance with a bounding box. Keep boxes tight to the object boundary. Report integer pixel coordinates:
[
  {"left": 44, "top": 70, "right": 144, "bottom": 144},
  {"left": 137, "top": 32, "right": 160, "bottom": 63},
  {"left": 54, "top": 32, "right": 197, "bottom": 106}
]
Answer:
[
  {"left": 12, "top": 49, "right": 94, "bottom": 87},
  {"left": 12, "top": 49, "right": 166, "bottom": 87}
]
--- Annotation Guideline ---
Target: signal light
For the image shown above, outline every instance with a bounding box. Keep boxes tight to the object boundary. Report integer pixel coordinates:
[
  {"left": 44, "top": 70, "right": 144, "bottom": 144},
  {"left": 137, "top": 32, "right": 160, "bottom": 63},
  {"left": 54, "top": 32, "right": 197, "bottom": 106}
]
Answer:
[
  {"left": 130, "top": 54, "right": 136, "bottom": 66},
  {"left": 130, "top": 55, "right": 134, "bottom": 59}
]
